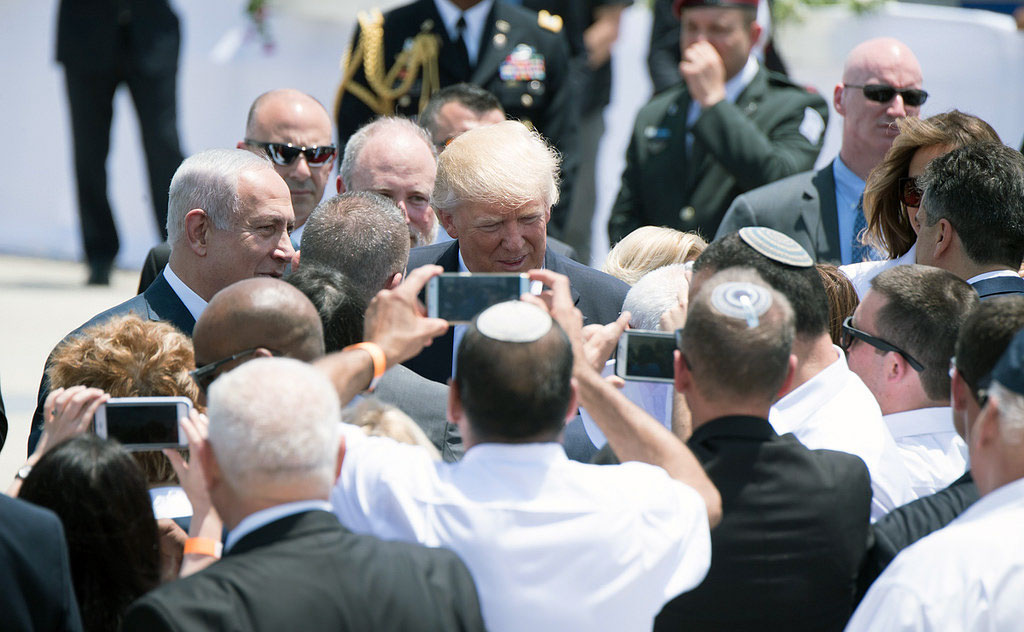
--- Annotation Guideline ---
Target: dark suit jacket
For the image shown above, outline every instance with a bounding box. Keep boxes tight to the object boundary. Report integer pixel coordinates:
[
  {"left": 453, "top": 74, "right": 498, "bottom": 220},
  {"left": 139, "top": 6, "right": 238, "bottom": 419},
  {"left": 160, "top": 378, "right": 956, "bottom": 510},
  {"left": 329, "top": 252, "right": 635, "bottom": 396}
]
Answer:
[
  {"left": 857, "top": 470, "right": 979, "bottom": 601},
  {"left": 29, "top": 272, "right": 195, "bottom": 452},
  {"left": 716, "top": 162, "right": 842, "bottom": 263},
  {"left": 403, "top": 240, "right": 629, "bottom": 383},
  {"left": 122, "top": 510, "right": 485, "bottom": 632},
  {"left": 655, "top": 416, "right": 872, "bottom": 632},
  {"left": 372, "top": 365, "right": 464, "bottom": 461},
  {"left": 609, "top": 67, "right": 828, "bottom": 242},
  {"left": 0, "top": 495, "right": 83, "bottom": 632},
  {"left": 972, "top": 275, "right": 1024, "bottom": 300},
  {"left": 337, "top": 0, "right": 577, "bottom": 230}
]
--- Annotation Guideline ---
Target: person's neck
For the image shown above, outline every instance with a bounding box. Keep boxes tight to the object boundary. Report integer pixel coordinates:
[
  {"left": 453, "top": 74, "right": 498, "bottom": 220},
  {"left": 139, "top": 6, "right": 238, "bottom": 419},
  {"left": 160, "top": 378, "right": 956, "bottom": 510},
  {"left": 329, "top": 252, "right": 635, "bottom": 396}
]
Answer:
[
  {"left": 780, "top": 334, "right": 836, "bottom": 397},
  {"left": 950, "top": 258, "right": 1015, "bottom": 283},
  {"left": 447, "top": 0, "right": 483, "bottom": 10},
  {"left": 838, "top": 145, "right": 882, "bottom": 182},
  {"left": 688, "top": 394, "right": 771, "bottom": 431},
  {"left": 167, "top": 254, "right": 216, "bottom": 302},
  {"left": 881, "top": 394, "right": 948, "bottom": 417},
  {"left": 218, "top": 488, "right": 328, "bottom": 531}
]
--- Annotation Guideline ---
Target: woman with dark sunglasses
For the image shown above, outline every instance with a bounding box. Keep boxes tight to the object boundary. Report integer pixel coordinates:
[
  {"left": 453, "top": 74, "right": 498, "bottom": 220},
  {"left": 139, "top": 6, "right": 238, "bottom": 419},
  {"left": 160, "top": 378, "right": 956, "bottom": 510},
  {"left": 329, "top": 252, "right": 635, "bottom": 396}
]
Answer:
[{"left": 841, "top": 111, "right": 1000, "bottom": 297}]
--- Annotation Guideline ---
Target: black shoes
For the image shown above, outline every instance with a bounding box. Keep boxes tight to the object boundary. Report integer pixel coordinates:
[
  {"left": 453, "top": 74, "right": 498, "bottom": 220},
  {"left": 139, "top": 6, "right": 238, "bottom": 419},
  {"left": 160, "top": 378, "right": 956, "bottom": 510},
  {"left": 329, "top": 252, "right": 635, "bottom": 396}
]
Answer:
[{"left": 87, "top": 259, "right": 113, "bottom": 285}]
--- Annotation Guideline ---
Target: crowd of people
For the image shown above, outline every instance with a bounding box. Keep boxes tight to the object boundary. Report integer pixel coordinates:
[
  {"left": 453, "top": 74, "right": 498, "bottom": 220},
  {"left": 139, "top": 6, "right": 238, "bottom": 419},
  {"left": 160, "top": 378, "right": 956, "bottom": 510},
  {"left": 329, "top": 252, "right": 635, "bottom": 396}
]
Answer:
[{"left": 5, "top": 0, "right": 1024, "bottom": 630}]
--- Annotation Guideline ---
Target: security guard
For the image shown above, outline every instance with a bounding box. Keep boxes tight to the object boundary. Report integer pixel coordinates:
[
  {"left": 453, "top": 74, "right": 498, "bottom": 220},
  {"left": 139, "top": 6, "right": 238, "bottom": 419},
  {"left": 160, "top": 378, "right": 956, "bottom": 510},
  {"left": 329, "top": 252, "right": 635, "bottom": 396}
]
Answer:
[
  {"left": 608, "top": 0, "right": 827, "bottom": 243},
  {"left": 335, "top": 0, "right": 578, "bottom": 232}
]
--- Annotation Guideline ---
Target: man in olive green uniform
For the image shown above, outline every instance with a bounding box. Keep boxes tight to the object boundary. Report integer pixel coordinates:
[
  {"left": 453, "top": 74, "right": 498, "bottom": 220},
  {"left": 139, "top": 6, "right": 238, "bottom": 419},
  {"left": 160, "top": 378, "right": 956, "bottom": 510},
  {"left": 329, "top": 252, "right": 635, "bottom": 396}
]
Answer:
[
  {"left": 608, "top": 0, "right": 827, "bottom": 243},
  {"left": 336, "top": 0, "right": 578, "bottom": 232}
]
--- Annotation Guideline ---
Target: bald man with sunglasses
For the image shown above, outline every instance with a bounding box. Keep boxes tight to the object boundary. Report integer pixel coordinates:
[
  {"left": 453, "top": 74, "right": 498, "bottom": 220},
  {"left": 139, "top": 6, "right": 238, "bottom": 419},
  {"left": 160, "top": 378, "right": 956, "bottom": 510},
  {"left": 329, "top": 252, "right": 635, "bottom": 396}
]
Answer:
[
  {"left": 717, "top": 38, "right": 926, "bottom": 265},
  {"left": 138, "top": 90, "right": 336, "bottom": 292}
]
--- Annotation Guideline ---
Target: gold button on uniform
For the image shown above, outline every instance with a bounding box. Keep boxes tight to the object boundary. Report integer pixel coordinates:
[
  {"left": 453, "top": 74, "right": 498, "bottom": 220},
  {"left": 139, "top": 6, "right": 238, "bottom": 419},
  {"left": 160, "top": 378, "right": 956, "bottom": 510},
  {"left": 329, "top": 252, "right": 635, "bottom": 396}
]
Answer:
[
  {"left": 398, "top": 95, "right": 412, "bottom": 108},
  {"left": 521, "top": 93, "right": 533, "bottom": 107},
  {"left": 680, "top": 206, "right": 696, "bottom": 222},
  {"left": 494, "top": 33, "right": 506, "bottom": 47}
]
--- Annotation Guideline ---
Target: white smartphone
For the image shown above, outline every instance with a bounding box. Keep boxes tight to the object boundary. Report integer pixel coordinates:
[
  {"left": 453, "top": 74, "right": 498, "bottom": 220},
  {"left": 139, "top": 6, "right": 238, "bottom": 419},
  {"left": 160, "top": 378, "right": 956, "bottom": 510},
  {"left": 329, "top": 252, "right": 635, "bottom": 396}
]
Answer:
[
  {"left": 615, "top": 330, "right": 677, "bottom": 383},
  {"left": 426, "top": 273, "right": 532, "bottom": 323},
  {"left": 93, "top": 396, "right": 191, "bottom": 451}
]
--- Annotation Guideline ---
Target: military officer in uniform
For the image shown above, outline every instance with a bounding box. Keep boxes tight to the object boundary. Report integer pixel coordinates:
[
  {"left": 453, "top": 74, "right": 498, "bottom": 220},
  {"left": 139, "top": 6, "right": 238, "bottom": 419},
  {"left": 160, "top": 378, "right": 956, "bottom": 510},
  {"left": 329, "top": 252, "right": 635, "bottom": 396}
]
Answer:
[
  {"left": 335, "top": 0, "right": 578, "bottom": 232},
  {"left": 608, "top": 0, "right": 827, "bottom": 243}
]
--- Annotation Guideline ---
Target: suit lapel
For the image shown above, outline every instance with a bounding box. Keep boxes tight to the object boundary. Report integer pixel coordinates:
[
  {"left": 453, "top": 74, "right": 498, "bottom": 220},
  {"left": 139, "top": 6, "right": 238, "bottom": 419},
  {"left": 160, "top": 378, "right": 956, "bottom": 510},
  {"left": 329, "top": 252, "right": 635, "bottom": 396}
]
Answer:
[
  {"left": 809, "top": 162, "right": 841, "bottom": 262},
  {"left": 143, "top": 272, "right": 196, "bottom": 335},
  {"left": 470, "top": 3, "right": 505, "bottom": 84},
  {"left": 544, "top": 249, "right": 581, "bottom": 307}
]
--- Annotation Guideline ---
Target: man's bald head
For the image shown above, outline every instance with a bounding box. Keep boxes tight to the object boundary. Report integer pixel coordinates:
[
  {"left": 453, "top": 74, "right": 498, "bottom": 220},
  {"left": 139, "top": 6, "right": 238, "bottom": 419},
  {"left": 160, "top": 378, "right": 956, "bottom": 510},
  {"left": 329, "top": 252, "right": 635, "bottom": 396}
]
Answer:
[
  {"left": 835, "top": 38, "right": 924, "bottom": 179},
  {"left": 193, "top": 278, "right": 326, "bottom": 369},
  {"left": 242, "top": 89, "right": 335, "bottom": 229}
]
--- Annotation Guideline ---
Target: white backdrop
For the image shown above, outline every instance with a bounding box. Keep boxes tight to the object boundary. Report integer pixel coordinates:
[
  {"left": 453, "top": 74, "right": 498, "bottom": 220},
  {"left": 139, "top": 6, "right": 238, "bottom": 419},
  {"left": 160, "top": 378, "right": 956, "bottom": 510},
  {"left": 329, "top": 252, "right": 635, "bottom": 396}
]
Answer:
[{"left": 1, "top": 1, "right": 1022, "bottom": 268}]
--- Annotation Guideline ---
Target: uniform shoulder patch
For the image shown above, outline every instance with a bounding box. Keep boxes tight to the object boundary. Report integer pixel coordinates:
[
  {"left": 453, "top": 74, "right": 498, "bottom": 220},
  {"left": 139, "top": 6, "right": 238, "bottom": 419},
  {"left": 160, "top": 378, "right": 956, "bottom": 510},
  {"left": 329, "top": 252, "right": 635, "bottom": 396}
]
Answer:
[
  {"left": 537, "top": 10, "right": 563, "bottom": 33},
  {"left": 799, "top": 106, "right": 826, "bottom": 145}
]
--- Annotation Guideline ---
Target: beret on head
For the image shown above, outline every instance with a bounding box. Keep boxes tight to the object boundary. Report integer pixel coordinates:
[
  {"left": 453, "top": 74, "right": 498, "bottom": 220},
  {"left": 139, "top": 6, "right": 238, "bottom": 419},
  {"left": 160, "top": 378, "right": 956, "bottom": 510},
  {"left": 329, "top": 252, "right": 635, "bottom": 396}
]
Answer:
[{"left": 673, "top": 0, "right": 759, "bottom": 18}]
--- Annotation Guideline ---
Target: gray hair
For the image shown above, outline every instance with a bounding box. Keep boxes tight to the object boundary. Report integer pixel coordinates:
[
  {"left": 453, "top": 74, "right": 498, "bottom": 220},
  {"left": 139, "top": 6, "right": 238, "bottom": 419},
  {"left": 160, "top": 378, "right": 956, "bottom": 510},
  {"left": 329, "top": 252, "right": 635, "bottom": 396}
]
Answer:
[
  {"left": 988, "top": 381, "right": 1024, "bottom": 445},
  {"left": 339, "top": 116, "right": 436, "bottom": 191},
  {"left": 300, "top": 192, "right": 410, "bottom": 302},
  {"left": 166, "top": 148, "right": 273, "bottom": 244},
  {"left": 623, "top": 264, "right": 691, "bottom": 330},
  {"left": 432, "top": 120, "right": 559, "bottom": 213},
  {"left": 207, "top": 357, "right": 341, "bottom": 493}
]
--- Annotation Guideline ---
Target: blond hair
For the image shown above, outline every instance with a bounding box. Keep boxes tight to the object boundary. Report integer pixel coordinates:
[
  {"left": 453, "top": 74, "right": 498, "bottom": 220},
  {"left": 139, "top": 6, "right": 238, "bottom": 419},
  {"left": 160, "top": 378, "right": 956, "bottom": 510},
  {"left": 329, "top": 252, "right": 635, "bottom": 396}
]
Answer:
[
  {"left": 603, "top": 226, "right": 707, "bottom": 285},
  {"left": 433, "top": 120, "right": 560, "bottom": 212},
  {"left": 348, "top": 398, "right": 441, "bottom": 460}
]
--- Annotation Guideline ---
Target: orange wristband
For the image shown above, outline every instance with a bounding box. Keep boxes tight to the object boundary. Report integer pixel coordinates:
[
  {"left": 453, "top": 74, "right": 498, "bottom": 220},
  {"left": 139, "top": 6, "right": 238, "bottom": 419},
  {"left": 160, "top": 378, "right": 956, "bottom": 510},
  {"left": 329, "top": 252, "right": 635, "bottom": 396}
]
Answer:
[
  {"left": 343, "top": 342, "right": 387, "bottom": 391},
  {"left": 184, "top": 537, "right": 223, "bottom": 559}
]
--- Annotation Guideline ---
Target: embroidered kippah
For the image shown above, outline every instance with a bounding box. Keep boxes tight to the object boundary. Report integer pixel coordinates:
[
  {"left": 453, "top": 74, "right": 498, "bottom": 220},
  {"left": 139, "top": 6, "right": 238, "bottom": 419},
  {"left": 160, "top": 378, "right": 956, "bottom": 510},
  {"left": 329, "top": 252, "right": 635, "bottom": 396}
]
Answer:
[
  {"left": 476, "top": 301, "right": 552, "bottom": 342},
  {"left": 738, "top": 227, "right": 814, "bottom": 268},
  {"left": 710, "top": 282, "right": 773, "bottom": 329}
]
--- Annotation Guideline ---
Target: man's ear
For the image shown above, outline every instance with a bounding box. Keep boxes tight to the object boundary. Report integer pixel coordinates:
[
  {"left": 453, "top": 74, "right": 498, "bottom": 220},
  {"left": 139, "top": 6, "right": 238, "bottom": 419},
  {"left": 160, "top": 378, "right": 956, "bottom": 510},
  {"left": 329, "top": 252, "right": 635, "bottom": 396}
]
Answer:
[
  {"left": 933, "top": 218, "right": 955, "bottom": 260},
  {"left": 673, "top": 350, "right": 691, "bottom": 395},
  {"left": 775, "top": 354, "right": 798, "bottom": 400},
  {"left": 563, "top": 378, "right": 579, "bottom": 424},
  {"left": 833, "top": 83, "right": 846, "bottom": 116},
  {"left": 252, "top": 348, "right": 275, "bottom": 359},
  {"left": 950, "top": 369, "right": 970, "bottom": 413},
  {"left": 387, "top": 271, "right": 403, "bottom": 290},
  {"left": 336, "top": 175, "right": 345, "bottom": 194},
  {"left": 437, "top": 208, "right": 458, "bottom": 239},
  {"left": 334, "top": 435, "right": 347, "bottom": 482},
  {"left": 447, "top": 378, "right": 463, "bottom": 425},
  {"left": 748, "top": 22, "right": 763, "bottom": 49},
  {"left": 184, "top": 209, "right": 211, "bottom": 256},
  {"left": 236, "top": 141, "right": 247, "bottom": 150},
  {"left": 199, "top": 438, "right": 220, "bottom": 493},
  {"left": 293, "top": 249, "right": 301, "bottom": 269}
]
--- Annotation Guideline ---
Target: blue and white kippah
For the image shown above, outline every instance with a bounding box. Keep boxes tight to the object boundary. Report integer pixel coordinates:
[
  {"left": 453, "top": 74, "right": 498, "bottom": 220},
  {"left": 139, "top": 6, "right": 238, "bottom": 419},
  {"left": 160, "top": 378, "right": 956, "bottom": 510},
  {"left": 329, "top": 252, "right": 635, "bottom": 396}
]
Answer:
[
  {"left": 738, "top": 227, "right": 814, "bottom": 268},
  {"left": 476, "top": 301, "right": 552, "bottom": 342},
  {"left": 710, "top": 282, "right": 773, "bottom": 329}
]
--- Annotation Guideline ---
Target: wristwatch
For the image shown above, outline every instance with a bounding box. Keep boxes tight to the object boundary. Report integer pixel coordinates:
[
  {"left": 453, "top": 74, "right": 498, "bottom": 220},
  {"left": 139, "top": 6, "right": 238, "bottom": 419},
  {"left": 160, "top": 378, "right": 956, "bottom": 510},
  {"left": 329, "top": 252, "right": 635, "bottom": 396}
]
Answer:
[{"left": 15, "top": 464, "right": 32, "bottom": 480}]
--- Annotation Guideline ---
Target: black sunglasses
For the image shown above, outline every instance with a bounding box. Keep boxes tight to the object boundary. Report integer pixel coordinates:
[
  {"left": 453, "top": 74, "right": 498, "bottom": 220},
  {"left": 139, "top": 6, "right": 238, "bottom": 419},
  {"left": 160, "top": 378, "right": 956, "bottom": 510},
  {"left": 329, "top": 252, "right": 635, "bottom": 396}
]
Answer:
[
  {"left": 840, "top": 316, "right": 925, "bottom": 372},
  {"left": 246, "top": 140, "right": 336, "bottom": 167},
  {"left": 189, "top": 348, "right": 282, "bottom": 391},
  {"left": 898, "top": 176, "right": 923, "bottom": 208},
  {"left": 846, "top": 84, "right": 929, "bottom": 107}
]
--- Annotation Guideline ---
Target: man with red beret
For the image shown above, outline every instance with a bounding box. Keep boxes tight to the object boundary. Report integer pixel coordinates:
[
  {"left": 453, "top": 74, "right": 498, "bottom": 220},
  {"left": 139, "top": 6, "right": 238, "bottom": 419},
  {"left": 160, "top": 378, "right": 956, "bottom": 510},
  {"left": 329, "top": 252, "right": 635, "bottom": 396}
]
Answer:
[{"left": 609, "top": 0, "right": 828, "bottom": 243}]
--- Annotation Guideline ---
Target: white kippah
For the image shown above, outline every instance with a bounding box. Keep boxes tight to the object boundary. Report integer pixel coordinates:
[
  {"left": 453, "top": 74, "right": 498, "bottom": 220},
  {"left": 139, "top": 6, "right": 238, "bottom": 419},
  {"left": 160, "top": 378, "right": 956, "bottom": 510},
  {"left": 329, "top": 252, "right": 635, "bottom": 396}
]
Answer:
[
  {"left": 475, "top": 301, "right": 553, "bottom": 342},
  {"left": 710, "top": 282, "right": 773, "bottom": 329}
]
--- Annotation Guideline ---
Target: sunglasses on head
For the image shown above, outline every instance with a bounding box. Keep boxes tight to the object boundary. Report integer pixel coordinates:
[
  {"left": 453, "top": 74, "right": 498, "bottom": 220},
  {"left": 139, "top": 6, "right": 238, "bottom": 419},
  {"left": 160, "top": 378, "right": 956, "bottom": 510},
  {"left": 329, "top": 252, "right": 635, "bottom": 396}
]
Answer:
[
  {"left": 840, "top": 316, "right": 925, "bottom": 372},
  {"left": 846, "top": 84, "right": 929, "bottom": 107},
  {"left": 246, "top": 140, "right": 336, "bottom": 167},
  {"left": 898, "top": 176, "right": 923, "bottom": 207}
]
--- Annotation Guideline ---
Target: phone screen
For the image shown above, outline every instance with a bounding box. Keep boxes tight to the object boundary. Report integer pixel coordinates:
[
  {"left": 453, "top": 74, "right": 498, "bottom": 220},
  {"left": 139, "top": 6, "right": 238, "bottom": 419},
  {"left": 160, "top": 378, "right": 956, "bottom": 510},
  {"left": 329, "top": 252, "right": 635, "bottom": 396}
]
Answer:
[
  {"left": 435, "top": 275, "right": 527, "bottom": 322},
  {"left": 105, "top": 404, "right": 180, "bottom": 445},
  {"left": 622, "top": 332, "right": 676, "bottom": 381}
]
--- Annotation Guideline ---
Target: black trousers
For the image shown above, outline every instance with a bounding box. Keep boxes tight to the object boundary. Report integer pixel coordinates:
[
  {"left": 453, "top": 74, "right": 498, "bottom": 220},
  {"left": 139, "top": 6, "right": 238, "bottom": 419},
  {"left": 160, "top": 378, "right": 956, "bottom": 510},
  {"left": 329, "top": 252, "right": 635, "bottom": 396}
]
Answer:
[{"left": 64, "top": 32, "right": 183, "bottom": 265}]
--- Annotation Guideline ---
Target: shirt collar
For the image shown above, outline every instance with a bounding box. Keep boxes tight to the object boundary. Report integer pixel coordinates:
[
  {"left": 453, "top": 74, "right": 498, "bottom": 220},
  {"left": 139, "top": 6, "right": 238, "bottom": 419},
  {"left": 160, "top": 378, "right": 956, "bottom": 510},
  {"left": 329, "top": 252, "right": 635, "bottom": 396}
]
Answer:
[
  {"left": 884, "top": 407, "right": 956, "bottom": 440},
  {"left": 725, "top": 55, "right": 760, "bottom": 104},
  {"left": 770, "top": 345, "right": 847, "bottom": 435},
  {"left": 966, "top": 269, "right": 1021, "bottom": 284},
  {"left": 224, "top": 500, "right": 333, "bottom": 553},
  {"left": 832, "top": 156, "right": 866, "bottom": 204},
  {"left": 433, "top": 0, "right": 494, "bottom": 65},
  {"left": 161, "top": 265, "right": 208, "bottom": 322},
  {"left": 461, "top": 441, "right": 568, "bottom": 464}
]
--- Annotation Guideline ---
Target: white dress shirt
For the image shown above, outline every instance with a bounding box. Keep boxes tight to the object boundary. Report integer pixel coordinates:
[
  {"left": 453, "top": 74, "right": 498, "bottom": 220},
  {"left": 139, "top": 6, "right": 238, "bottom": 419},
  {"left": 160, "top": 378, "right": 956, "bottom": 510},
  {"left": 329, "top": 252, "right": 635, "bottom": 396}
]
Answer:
[
  {"left": 847, "top": 476, "right": 1024, "bottom": 631},
  {"left": 580, "top": 359, "right": 673, "bottom": 449},
  {"left": 884, "top": 407, "right": 968, "bottom": 498},
  {"left": 161, "top": 265, "right": 208, "bottom": 322},
  {"left": 966, "top": 269, "right": 1021, "bottom": 284},
  {"left": 331, "top": 426, "right": 711, "bottom": 632},
  {"left": 840, "top": 245, "right": 916, "bottom": 299},
  {"left": 433, "top": 0, "right": 494, "bottom": 66},
  {"left": 224, "top": 500, "right": 333, "bottom": 553},
  {"left": 769, "top": 347, "right": 916, "bottom": 521}
]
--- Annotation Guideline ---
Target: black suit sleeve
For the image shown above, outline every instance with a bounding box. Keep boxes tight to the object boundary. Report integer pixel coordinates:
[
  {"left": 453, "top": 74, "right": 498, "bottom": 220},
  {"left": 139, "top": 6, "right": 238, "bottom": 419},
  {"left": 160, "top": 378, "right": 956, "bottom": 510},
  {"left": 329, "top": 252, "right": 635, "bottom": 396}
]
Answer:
[{"left": 123, "top": 598, "right": 179, "bottom": 632}]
